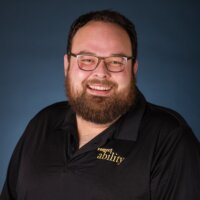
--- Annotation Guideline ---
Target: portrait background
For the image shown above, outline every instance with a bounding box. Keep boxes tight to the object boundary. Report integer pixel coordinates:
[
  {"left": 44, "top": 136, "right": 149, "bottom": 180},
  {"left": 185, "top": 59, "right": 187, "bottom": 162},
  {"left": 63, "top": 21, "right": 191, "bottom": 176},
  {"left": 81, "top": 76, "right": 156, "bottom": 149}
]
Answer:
[{"left": 0, "top": 0, "right": 199, "bottom": 191}]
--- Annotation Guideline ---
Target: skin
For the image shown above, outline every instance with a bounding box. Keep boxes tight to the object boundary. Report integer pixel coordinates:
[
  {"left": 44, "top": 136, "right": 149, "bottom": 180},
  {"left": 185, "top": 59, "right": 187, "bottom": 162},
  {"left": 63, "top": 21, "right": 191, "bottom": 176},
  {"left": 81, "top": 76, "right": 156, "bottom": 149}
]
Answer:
[{"left": 64, "top": 21, "right": 138, "bottom": 147}]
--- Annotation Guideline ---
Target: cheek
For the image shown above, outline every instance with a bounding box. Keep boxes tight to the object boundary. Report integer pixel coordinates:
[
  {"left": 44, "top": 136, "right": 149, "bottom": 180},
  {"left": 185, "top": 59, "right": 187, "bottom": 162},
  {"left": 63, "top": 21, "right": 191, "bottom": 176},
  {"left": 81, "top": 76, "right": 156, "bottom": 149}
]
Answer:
[
  {"left": 68, "top": 66, "right": 90, "bottom": 89},
  {"left": 115, "top": 70, "right": 132, "bottom": 91}
]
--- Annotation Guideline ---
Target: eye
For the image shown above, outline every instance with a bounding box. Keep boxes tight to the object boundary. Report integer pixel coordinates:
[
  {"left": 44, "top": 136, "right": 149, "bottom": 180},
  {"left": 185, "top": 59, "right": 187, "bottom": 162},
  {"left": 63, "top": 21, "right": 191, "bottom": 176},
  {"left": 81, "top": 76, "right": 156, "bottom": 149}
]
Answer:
[
  {"left": 79, "top": 56, "right": 96, "bottom": 65},
  {"left": 108, "top": 59, "right": 124, "bottom": 67},
  {"left": 111, "top": 60, "right": 123, "bottom": 65},
  {"left": 81, "top": 59, "right": 94, "bottom": 64}
]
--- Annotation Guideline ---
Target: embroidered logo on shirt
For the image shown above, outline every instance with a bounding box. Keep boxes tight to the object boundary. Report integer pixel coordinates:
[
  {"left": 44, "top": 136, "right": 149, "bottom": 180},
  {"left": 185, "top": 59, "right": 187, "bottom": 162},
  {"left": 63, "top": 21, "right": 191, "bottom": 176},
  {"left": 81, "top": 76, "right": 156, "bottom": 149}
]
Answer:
[{"left": 96, "top": 148, "right": 125, "bottom": 165}]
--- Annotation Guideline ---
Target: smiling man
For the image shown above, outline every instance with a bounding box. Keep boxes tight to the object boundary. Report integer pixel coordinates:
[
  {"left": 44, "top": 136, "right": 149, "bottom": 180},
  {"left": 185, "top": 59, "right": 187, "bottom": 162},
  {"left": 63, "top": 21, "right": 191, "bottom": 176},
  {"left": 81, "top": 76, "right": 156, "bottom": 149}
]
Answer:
[
  {"left": 64, "top": 20, "right": 137, "bottom": 147},
  {"left": 1, "top": 10, "right": 200, "bottom": 200}
]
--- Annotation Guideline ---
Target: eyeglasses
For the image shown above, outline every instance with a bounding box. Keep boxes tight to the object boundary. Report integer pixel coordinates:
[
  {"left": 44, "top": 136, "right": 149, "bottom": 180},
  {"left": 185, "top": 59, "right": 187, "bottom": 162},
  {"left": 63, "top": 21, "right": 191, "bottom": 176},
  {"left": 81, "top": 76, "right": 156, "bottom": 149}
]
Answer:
[{"left": 69, "top": 52, "right": 134, "bottom": 72}]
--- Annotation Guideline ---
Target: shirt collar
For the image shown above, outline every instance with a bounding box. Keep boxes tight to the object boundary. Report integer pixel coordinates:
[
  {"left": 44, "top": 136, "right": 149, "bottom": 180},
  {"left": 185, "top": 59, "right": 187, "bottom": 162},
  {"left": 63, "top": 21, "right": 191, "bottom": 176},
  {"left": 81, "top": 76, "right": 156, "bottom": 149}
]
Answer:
[{"left": 114, "top": 90, "right": 147, "bottom": 141}]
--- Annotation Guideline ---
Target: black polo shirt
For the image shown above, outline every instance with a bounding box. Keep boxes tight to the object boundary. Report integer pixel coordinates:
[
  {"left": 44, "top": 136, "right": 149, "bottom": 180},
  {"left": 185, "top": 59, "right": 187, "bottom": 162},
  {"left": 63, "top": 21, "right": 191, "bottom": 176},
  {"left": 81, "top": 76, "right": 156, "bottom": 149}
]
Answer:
[{"left": 1, "top": 91, "right": 200, "bottom": 200}]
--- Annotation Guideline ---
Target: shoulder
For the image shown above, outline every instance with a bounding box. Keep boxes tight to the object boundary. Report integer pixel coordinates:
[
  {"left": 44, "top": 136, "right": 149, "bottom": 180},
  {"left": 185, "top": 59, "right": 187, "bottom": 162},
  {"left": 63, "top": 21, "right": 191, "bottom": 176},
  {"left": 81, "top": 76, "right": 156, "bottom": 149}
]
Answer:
[
  {"left": 140, "top": 102, "right": 199, "bottom": 149},
  {"left": 26, "top": 101, "right": 72, "bottom": 130},
  {"left": 140, "top": 101, "right": 200, "bottom": 162},
  {"left": 37, "top": 101, "right": 70, "bottom": 115},
  {"left": 16, "top": 101, "right": 73, "bottom": 148},
  {"left": 142, "top": 102, "right": 190, "bottom": 132}
]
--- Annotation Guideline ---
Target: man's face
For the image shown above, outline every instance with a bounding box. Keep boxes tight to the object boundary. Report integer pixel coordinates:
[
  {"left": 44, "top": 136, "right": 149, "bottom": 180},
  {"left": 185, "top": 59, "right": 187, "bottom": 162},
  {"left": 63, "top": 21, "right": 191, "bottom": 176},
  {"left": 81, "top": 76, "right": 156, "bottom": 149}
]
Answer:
[{"left": 64, "top": 21, "right": 138, "bottom": 124}]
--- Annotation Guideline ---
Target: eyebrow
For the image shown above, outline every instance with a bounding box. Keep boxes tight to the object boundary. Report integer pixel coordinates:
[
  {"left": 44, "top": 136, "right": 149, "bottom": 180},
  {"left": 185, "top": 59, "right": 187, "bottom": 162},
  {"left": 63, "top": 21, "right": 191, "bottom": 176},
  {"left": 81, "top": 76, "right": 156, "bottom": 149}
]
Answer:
[{"left": 76, "top": 50, "right": 130, "bottom": 57}]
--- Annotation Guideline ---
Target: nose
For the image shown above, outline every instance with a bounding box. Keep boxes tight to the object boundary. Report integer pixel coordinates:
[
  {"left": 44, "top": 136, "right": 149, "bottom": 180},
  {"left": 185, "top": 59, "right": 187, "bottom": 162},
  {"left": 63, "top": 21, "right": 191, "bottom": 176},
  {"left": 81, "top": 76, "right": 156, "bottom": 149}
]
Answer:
[{"left": 92, "top": 59, "right": 110, "bottom": 79}]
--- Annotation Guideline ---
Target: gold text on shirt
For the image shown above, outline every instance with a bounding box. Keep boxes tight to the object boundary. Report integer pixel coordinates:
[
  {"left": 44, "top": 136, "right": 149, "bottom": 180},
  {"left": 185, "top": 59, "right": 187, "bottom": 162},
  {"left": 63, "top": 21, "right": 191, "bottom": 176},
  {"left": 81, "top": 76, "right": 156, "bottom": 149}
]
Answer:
[{"left": 97, "top": 148, "right": 125, "bottom": 165}]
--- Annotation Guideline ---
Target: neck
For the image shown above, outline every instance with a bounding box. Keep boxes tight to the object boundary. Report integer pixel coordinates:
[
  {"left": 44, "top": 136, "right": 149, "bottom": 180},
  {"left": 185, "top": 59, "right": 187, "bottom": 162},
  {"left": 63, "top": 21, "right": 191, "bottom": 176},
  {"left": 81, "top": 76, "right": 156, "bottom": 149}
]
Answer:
[{"left": 76, "top": 115, "right": 116, "bottom": 148}]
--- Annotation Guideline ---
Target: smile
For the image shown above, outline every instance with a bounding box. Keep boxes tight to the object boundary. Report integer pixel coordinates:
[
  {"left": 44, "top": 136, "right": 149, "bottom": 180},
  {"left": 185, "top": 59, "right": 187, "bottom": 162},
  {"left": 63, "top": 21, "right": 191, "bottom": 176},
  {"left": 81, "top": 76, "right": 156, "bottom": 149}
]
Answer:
[
  {"left": 88, "top": 85, "right": 112, "bottom": 91},
  {"left": 86, "top": 84, "right": 113, "bottom": 96}
]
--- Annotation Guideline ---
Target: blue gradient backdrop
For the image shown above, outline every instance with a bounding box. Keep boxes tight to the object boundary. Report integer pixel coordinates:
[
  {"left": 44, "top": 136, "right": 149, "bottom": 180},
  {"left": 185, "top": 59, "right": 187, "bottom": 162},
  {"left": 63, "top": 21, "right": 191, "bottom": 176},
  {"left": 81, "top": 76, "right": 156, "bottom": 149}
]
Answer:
[{"left": 0, "top": 0, "right": 200, "bottom": 191}]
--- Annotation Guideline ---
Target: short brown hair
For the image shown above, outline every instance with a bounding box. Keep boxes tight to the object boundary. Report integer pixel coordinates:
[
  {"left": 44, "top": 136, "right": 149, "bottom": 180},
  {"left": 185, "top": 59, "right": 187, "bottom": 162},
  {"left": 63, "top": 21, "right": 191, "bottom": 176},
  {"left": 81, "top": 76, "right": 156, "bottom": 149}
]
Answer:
[{"left": 66, "top": 10, "right": 138, "bottom": 60}]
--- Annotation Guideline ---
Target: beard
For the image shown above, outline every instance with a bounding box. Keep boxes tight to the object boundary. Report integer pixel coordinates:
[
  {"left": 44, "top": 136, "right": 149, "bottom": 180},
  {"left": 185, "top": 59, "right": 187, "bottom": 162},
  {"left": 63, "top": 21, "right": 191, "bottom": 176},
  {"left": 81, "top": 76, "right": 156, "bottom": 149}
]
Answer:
[{"left": 65, "top": 73, "right": 137, "bottom": 124}]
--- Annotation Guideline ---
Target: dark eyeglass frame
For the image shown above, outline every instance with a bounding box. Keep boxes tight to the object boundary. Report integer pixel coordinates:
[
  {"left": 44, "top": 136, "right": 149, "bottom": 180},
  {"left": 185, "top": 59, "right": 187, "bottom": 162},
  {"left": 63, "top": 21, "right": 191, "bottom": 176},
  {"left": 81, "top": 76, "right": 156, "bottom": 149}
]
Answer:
[{"left": 69, "top": 52, "right": 134, "bottom": 73}]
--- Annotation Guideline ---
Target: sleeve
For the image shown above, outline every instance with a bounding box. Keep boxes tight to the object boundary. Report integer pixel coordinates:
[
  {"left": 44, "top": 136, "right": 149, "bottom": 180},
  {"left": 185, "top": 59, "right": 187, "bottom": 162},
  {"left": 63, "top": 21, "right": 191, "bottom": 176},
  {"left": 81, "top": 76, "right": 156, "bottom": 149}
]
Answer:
[
  {"left": 150, "top": 125, "right": 200, "bottom": 200},
  {"left": 0, "top": 118, "right": 35, "bottom": 200},
  {"left": 0, "top": 135, "right": 25, "bottom": 200}
]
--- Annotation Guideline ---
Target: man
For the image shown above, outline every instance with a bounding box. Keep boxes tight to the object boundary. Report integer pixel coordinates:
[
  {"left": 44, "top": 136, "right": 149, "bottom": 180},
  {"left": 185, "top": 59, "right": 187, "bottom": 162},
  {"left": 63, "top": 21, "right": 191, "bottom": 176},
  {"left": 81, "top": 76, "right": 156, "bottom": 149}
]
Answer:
[{"left": 1, "top": 10, "right": 200, "bottom": 200}]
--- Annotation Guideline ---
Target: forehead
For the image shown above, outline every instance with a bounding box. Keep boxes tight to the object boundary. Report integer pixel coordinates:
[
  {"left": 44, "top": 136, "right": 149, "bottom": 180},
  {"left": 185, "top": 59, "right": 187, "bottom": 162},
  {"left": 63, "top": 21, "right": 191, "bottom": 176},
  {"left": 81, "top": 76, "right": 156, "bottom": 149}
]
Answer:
[{"left": 71, "top": 21, "right": 132, "bottom": 56}]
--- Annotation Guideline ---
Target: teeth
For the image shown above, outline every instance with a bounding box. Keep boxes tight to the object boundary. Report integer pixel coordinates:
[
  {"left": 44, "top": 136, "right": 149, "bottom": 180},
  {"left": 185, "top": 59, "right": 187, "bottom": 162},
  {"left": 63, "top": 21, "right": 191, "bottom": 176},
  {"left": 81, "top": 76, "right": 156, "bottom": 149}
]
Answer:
[{"left": 89, "top": 85, "right": 111, "bottom": 91}]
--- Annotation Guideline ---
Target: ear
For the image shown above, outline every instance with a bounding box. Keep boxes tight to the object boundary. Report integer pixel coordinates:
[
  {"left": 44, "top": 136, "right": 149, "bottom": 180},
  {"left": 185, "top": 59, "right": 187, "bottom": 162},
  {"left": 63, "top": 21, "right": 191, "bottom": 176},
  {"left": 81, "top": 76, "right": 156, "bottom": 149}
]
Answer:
[
  {"left": 64, "top": 54, "right": 69, "bottom": 77},
  {"left": 133, "top": 60, "right": 138, "bottom": 75}
]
